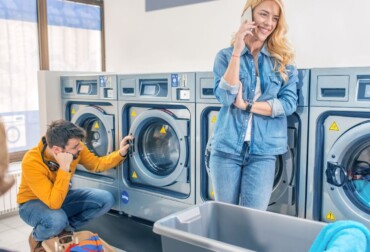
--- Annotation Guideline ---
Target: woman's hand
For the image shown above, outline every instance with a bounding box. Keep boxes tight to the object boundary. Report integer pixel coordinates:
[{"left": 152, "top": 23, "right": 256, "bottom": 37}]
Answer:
[
  {"left": 233, "top": 84, "right": 247, "bottom": 110},
  {"left": 233, "top": 21, "right": 256, "bottom": 56}
]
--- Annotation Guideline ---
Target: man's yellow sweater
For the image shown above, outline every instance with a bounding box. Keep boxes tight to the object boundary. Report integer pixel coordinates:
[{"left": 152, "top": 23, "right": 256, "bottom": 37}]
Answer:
[{"left": 17, "top": 139, "right": 124, "bottom": 209}]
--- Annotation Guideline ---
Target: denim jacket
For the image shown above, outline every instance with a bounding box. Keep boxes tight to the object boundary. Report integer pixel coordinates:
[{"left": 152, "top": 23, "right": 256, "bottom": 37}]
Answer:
[{"left": 212, "top": 45, "right": 298, "bottom": 155}]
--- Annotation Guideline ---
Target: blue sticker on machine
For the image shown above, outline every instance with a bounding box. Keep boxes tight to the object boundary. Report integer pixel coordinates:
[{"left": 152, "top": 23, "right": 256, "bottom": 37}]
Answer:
[
  {"left": 121, "top": 191, "right": 129, "bottom": 204},
  {"left": 99, "top": 76, "right": 106, "bottom": 87},
  {"left": 171, "top": 73, "right": 178, "bottom": 87}
]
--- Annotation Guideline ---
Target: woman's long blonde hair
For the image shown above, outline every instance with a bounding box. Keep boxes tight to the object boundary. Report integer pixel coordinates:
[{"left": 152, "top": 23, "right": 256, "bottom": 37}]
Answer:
[{"left": 231, "top": 0, "right": 295, "bottom": 81}]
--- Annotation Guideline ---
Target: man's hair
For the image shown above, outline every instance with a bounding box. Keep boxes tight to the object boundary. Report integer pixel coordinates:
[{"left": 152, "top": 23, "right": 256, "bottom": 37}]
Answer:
[{"left": 45, "top": 119, "right": 86, "bottom": 148}]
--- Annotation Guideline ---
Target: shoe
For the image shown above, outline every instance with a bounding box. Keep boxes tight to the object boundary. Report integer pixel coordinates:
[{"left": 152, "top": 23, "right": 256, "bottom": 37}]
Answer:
[{"left": 28, "top": 233, "right": 46, "bottom": 252}]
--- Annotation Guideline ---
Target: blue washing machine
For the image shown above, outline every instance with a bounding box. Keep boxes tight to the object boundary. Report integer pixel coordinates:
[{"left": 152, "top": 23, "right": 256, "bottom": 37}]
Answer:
[
  {"left": 195, "top": 70, "right": 310, "bottom": 218},
  {"left": 306, "top": 67, "right": 370, "bottom": 229},
  {"left": 61, "top": 74, "right": 120, "bottom": 210},
  {"left": 118, "top": 73, "right": 196, "bottom": 222}
]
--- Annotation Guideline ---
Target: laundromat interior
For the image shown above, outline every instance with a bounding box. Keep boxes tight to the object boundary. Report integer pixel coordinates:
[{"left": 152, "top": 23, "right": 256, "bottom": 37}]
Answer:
[{"left": 0, "top": 0, "right": 369, "bottom": 251}]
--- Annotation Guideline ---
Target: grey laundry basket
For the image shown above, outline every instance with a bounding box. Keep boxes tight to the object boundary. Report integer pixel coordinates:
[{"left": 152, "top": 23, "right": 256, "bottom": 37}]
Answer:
[{"left": 153, "top": 201, "right": 326, "bottom": 252}]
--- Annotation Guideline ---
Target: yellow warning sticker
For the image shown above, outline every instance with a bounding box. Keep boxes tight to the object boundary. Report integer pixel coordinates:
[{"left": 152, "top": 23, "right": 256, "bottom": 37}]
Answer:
[
  {"left": 160, "top": 126, "right": 166, "bottom": 134},
  {"left": 329, "top": 122, "right": 339, "bottom": 131},
  {"left": 211, "top": 115, "right": 217, "bottom": 123},
  {"left": 94, "top": 121, "right": 99, "bottom": 129},
  {"left": 211, "top": 191, "right": 214, "bottom": 197},
  {"left": 71, "top": 108, "right": 76, "bottom": 115},
  {"left": 132, "top": 171, "right": 138, "bottom": 179},
  {"left": 326, "top": 211, "right": 336, "bottom": 221},
  {"left": 131, "top": 110, "right": 137, "bottom": 117}
]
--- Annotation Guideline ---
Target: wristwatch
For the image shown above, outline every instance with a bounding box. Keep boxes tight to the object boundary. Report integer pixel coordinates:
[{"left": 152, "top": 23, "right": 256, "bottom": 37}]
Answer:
[{"left": 245, "top": 101, "right": 253, "bottom": 113}]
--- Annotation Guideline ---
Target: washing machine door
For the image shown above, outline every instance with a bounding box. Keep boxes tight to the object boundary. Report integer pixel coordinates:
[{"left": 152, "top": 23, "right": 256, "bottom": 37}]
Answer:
[
  {"left": 205, "top": 109, "right": 219, "bottom": 200},
  {"left": 71, "top": 106, "right": 115, "bottom": 177},
  {"left": 129, "top": 109, "right": 188, "bottom": 187},
  {"left": 326, "top": 122, "right": 370, "bottom": 218},
  {"left": 270, "top": 147, "right": 294, "bottom": 205}
]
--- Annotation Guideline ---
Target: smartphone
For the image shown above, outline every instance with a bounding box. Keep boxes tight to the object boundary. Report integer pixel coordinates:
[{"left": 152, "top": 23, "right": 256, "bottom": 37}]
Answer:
[{"left": 241, "top": 7, "right": 252, "bottom": 24}]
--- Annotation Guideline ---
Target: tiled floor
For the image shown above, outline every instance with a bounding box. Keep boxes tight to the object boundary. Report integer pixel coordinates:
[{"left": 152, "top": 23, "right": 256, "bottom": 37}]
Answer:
[
  {"left": 0, "top": 212, "right": 125, "bottom": 252},
  {"left": 0, "top": 213, "right": 32, "bottom": 251}
]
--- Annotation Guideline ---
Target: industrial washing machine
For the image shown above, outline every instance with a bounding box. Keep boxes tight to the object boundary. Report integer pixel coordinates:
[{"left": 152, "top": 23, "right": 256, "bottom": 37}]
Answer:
[
  {"left": 118, "top": 72, "right": 196, "bottom": 222},
  {"left": 61, "top": 74, "right": 120, "bottom": 210},
  {"left": 2, "top": 113, "right": 27, "bottom": 151},
  {"left": 306, "top": 67, "right": 370, "bottom": 229},
  {"left": 195, "top": 70, "right": 310, "bottom": 218}
]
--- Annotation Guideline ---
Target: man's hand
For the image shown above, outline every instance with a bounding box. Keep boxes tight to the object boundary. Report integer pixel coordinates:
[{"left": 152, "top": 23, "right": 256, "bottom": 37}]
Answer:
[
  {"left": 119, "top": 135, "right": 134, "bottom": 158},
  {"left": 54, "top": 152, "right": 73, "bottom": 172}
]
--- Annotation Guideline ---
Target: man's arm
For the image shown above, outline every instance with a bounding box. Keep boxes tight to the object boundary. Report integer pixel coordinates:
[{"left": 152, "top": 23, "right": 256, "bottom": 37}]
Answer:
[
  {"left": 22, "top": 158, "right": 71, "bottom": 209},
  {"left": 79, "top": 135, "right": 133, "bottom": 172}
]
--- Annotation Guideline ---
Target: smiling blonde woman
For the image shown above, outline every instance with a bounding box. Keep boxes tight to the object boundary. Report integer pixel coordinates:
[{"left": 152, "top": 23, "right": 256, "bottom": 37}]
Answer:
[{"left": 209, "top": 0, "right": 298, "bottom": 210}]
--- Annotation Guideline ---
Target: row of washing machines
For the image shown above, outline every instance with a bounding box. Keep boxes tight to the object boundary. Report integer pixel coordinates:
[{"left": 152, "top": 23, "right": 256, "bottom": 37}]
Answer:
[{"left": 60, "top": 68, "right": 369, "bottom": 230}]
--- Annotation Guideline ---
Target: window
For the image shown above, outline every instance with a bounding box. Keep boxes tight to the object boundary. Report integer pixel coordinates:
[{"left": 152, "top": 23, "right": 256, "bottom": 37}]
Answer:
[
  {"left": 47, "top": 0, "right": 104, "bottom": 71},
  {"left": 0, "top": 0, "right": 40, "bottom": 157},
  {"left": 0, "top": 0, "right": 104, "bottom": 161}
]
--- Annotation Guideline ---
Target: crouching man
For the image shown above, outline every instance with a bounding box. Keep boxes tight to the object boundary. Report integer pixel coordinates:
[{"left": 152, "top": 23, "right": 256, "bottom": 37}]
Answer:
[{"left": 17, "top": 119, "right": 133, "bottom": 252}]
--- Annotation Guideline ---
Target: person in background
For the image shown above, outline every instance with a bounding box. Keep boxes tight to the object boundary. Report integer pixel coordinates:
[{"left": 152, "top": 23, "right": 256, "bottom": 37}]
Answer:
[
  {"left": 17, "top": 119, "right": 133, "bottom": 252},
  {"left": 209, "top": 0, "right": 298, "bottom": 210},
  {"left": 0, "top": 120, "right": 15, "bottom": 252},
  {"left": 0, "top": 120, "right": 15, "bottom": 197}
]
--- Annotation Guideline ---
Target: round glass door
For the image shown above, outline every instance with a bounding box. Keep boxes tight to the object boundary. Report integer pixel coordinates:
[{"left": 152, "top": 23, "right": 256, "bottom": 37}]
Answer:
[
  {"left": 71, "top": 106, "right": 113, "bottom": 156},
  {"left": 343, "top": 144, "right": 370, "bottom": 212},
  {"left": 269, "top": 148, "right": 294, "bottom": 204},
  {"left": 79, "top": 117, "right": 109, "bottom": 156},
  {"left": 129, "top": 109, "right": 188, "bottom": 187},
  {"left": 326, "top": 123, "right": 370, "bottom": 215},
  {"left": 68, "top": 105, "right": 116, "bottom": 182},
  {"left": 139, "top": 120, "right": 180, "bottom": 176}
]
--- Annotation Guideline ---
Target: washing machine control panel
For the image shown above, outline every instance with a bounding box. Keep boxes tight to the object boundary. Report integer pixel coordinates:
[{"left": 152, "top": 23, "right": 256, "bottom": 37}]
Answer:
[
  {"left": 61, "top": 75, "right": 118, "bottom": 100},
  {"left": 172, "top": 73, "right": 195, "bottom": 102},
  {"left": 118, "top": 72, "right": 196, "bottom": 102}
]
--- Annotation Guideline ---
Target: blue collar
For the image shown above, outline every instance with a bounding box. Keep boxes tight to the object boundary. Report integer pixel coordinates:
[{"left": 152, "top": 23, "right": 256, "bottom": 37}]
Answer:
[{"left": 240, "top": 43, "right": 270, "bottom": 57}]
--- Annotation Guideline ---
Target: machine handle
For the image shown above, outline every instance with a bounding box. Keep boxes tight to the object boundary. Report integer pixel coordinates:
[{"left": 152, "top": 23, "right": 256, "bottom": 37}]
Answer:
[
  {"left": 204, "top": 137, "right": 212, "bottom": 177},
  {"left": 326, "top": 162, "right": 348, "bottom": 187},
  {"left": 128, "top": 134, "right": 135, "bottom": 157}
]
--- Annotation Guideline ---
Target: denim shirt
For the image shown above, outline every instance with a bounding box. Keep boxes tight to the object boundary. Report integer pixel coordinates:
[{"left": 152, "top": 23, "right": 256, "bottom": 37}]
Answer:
[{"left": 212, "top": 45, "right": 298, "bottom": 155}]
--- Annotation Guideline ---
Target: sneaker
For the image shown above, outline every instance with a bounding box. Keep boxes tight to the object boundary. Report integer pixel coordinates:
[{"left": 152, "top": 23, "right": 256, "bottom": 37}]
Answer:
[{"left": 28, "top": 233, "right": 45, "bottom": 252}]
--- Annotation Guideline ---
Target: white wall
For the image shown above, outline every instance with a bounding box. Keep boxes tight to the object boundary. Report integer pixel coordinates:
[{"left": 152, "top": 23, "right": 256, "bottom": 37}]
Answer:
[
  {"left": 105, "top": 0, "right": 370, "bottom": 73},
  {"left": 37, "top": 71, "right": 100, "bottom": 134},
  {"left": 38, "top": 71, "right": 65, "bottom": 134}
]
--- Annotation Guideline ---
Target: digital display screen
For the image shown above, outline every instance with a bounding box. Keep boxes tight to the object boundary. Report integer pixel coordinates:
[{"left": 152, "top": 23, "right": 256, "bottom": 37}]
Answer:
[
  {"left": 365, "top": 84, "right": 370, "bottom": 98},
  {"left": 356, "top": 78, "right": 370, "bottom": 101},
  {"left": 143, "top": 85, "right": 157, "bottom": 96},
  {"left": 79, "top": 84, "right": 90, "bottom": 94}
]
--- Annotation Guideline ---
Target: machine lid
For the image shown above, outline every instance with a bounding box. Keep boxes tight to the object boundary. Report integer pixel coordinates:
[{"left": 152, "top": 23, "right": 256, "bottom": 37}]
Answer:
[
  {"left": 71, "top": 106, "right": 114, "bottom": 156},
  {"left": 327, "top": 122, "right": 370, "bottom": 214},
  {"left": 129, "top": 109, "right": 188, "bottom": 187}
]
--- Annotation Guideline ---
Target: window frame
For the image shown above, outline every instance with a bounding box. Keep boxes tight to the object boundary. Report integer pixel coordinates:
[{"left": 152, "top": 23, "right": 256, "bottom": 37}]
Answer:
[
  {"left": 38, "top": 0, "right": 106, "bottom": 71},
  {"left": 9, "top": 0, "right": 105, "bottom": 162}
]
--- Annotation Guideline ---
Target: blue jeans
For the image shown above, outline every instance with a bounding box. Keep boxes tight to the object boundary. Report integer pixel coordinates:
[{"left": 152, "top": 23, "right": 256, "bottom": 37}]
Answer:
[
  {"left": 19, "top": 188, "right": 114, "bottom": 241},
  {"left": 209, "top": 142, "right": 276, "bottom": 210}
]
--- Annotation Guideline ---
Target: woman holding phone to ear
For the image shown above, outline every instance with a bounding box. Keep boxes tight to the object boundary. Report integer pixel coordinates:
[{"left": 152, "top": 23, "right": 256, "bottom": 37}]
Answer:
[{"left": 209, "top": 0, "right": 298, "bottom": 210}]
